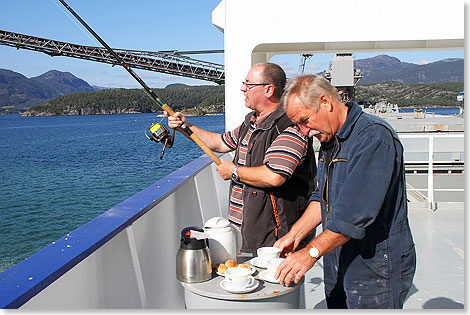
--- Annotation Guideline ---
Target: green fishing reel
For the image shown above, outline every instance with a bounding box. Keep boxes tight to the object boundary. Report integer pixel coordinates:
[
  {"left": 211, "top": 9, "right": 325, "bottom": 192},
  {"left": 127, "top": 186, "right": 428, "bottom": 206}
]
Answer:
[{"left": 146, "top": 122, "right": 175, "bottom": 159}]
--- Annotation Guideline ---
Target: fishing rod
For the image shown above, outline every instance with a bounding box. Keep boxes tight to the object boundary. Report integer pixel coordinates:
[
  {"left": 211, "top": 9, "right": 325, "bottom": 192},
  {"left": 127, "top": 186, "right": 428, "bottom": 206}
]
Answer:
[{"left": 58, "top": 0, "right": 221, "bottom": 165}]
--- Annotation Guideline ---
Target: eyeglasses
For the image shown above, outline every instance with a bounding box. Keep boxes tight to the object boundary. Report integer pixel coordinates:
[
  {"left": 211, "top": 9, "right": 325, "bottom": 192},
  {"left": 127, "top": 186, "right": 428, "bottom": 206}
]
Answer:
[{"left": 242, "top": 81, "right": 270, "bottom": 89}]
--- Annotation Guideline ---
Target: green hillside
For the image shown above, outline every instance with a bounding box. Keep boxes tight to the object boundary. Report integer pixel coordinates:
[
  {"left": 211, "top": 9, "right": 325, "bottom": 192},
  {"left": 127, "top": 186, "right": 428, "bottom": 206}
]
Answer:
[
  {"left": 355, "top": 81, "right": 463, "bottom": 107},
  {"left": 20, "top": 81, "right": 463, "bottom": 116},
  {"left": 23, "top": 85, "right": 224, "bottom": 116}
]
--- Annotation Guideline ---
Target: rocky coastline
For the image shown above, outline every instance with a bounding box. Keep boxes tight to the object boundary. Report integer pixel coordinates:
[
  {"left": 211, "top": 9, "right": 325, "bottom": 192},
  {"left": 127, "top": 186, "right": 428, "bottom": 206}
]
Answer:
[
  {"left": 21, "top": 108, "right": 143, "bottom": 117},
  {"left": 21, "top": 107, "right": 224, "bottom": 117}
]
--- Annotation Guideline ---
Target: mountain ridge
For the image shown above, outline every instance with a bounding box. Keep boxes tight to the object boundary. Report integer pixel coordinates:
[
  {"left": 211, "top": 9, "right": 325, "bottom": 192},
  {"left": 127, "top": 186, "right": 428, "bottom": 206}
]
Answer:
[
  {"left": 0, "top": 54, "right": 464, "bottom": 113},
  {"left": 356, "top": 55, "right": 463, "bottom": 84},
  {"left": 0, "top": 69, "right": 97, "bottom": 109}
]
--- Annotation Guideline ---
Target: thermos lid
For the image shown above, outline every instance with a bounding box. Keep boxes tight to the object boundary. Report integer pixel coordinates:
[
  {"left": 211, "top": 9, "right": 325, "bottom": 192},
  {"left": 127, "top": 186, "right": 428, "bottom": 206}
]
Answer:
[
  {"left": 180, "top": 226, "right": 208, "bottom": 250},
  {"left": 204, "top": 216, "right": 231, "bottom": 229}
]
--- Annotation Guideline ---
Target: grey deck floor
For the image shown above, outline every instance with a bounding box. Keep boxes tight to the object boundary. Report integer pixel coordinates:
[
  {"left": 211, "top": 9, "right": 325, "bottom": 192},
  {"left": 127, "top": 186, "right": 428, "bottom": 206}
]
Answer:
[{"left": 300, "top": 202, "right": 465, "bottom": 309}]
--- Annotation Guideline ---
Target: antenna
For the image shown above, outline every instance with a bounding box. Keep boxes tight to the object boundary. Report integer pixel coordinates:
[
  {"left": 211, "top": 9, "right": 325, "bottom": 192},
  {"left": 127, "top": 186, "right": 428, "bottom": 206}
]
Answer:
[{"left": 299, "top": 54, "right": 313, "bottom": 74}]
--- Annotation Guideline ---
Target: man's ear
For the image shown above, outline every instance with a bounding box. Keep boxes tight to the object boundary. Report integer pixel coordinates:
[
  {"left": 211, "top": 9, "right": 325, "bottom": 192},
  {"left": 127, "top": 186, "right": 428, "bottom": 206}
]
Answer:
[
  {"left": 319, "top": 94, "right": 333, "bottom": 111},
  {"left": 265, "top": 85, "right": 275, "bottom": 98}
]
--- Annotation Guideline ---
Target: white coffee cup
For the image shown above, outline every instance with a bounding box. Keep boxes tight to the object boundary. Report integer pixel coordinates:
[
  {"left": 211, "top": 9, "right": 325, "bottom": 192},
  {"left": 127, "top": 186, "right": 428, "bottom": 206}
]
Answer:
[
  {"left": 224, "top": 267, "right": 255, "bottom": 289},
  {"left": 266, "top": 257, "right": 285, "bottom": 276},
  {"left": 257, "top": 247, "right": 280, "bottom": 264}
]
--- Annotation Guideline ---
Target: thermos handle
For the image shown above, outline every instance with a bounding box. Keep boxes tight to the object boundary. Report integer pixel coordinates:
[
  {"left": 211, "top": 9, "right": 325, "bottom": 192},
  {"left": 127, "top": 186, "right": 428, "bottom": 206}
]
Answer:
[{"left": 230, "top": 223, "right": 243, "bottom": 253}]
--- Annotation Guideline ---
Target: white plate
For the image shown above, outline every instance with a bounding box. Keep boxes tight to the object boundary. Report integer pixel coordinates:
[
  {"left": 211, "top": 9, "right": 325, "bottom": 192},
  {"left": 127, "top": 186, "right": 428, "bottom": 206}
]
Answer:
[
  {"left": 219, "top": 279, "right": 259, "bottom": 293},
  {"left": 249, "top": 257, "right": 267, "bottom": 269},
  {"left": 259, "top": 270, "right": 280, "bottom": 283},
  {"left": 216, "top": 266, "right": 256, "bottom": 277}
]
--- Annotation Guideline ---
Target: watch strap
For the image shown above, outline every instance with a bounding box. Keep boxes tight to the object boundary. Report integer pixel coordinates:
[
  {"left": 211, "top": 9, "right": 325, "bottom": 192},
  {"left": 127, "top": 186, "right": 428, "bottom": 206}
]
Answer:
[{"left": 307, "top": 243, "right": 322, "bottom": 260}]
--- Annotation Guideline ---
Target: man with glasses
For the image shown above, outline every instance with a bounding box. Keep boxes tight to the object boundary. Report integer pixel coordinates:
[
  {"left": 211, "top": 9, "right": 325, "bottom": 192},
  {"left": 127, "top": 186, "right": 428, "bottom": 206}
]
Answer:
[{"left": 167, "top": 62, "right": 317, "bottom": 254}]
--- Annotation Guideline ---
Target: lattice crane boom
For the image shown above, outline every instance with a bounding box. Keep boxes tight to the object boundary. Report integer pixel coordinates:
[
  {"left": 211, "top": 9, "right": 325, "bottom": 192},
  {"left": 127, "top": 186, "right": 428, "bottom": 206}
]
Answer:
[{"left": 0, "top": 29, "right": 225, "bottom": 85}]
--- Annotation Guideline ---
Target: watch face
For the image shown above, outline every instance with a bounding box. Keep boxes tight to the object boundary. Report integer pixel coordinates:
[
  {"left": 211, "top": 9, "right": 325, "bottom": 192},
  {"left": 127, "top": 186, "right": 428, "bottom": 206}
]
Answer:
[
  {"left": 309, "top": 247, "right": 319, "bottom": 258},
  {"left": 232, "top": 166, "right": 238, "bottom": 181}
]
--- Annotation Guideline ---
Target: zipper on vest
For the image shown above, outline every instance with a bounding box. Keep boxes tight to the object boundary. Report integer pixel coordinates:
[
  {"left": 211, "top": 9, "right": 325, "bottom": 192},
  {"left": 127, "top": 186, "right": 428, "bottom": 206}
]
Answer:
[{"left": 248, "top": 140, "right": 255, "bottom": 153}]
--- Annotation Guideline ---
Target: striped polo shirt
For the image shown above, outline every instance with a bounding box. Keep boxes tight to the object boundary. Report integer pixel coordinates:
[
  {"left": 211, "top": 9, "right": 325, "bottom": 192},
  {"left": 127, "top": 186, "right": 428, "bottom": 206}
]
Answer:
[{"left": 222, "top": 116, "right": 308, "bottom": 225}]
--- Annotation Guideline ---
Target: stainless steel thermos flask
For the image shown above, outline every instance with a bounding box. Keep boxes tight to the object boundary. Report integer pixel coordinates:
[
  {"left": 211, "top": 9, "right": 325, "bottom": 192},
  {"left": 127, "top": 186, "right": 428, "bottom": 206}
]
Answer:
[{"left": 176, "top": 226, "right": 212, "bottom": 283}]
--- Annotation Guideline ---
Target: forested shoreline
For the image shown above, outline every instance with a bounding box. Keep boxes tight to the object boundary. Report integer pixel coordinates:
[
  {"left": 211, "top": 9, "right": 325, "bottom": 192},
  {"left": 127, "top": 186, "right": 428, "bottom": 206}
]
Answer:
[
  {"left": 22, "top": 85, "right": 224, "bottom": 116},
  {"left": 355, "top": 81, "right": 463, "bottom": 107},
  {"left": 20, "top": 81, "right": 463, "bottom": 116}
]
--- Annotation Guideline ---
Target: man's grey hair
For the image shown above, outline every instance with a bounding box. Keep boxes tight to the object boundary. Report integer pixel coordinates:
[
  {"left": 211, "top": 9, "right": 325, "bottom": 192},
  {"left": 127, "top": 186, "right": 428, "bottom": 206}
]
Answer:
[{"left": 281, "top": 74, "right": 341, "bottom": 112}]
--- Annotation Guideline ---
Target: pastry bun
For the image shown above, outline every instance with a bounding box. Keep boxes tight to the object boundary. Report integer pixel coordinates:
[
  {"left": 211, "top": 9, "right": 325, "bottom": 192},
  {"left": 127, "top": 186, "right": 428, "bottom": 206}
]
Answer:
[
  {"left": 224, "top": 259, "right": 237, "bottom": 268},
  {"left": 217, "top": 263, "right": 228, "bottom": 274},
  {"left": 237, "top": 263, "right": 251, "bottom": 269}
]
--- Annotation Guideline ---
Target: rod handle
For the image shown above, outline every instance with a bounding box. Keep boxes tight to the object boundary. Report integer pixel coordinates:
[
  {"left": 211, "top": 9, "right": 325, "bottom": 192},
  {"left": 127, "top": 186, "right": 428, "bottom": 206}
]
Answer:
[
  {"left": 189, "top": 133, "right": 222, "bottom": 165},
  {"left": 161, "top": 104, "right": 221, "bottom": 165},
  {"left": 161, "top": 104, "right": 175, "bottom": 116}
]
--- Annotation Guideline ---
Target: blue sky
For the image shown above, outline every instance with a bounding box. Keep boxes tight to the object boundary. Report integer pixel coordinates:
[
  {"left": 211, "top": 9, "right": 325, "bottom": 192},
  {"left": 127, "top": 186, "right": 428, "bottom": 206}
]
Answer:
[{"left": 0, "top": 0, "right": 464, "bottom": 88}]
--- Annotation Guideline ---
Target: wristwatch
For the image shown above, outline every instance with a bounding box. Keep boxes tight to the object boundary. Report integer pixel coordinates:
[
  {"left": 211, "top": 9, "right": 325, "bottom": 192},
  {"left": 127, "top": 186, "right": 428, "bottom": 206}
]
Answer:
[
  {"left": 308, "top": 246, "right": 322, "bottom": 260},
  {"left": 231, "top": 165, "right": 239, "bottom": 181}
]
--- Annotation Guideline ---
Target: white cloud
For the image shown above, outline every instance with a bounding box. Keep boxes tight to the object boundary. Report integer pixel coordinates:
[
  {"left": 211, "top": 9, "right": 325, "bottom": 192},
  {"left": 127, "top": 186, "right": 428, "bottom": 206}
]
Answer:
[
  {"left": 276, "top": 62, "right": 299, "bottom": 78},
  {"left": 306, "top": 63, "right": 321, "bottom": 73}
]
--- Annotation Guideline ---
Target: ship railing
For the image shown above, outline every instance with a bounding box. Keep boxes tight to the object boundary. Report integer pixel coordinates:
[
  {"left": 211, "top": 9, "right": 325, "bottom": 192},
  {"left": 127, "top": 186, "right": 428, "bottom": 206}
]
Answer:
[
  {"left": 399, "top": 133, "right": 464, "bottom": 210},
  {"left": 0, "top": 153, "right": 231, "bottom": 309}
]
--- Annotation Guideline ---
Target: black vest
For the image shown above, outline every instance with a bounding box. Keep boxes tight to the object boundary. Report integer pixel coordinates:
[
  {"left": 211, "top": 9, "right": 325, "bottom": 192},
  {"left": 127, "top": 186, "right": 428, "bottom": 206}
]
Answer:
[{"left": 233, "top": 106, "right": 317, "bottom": 253}]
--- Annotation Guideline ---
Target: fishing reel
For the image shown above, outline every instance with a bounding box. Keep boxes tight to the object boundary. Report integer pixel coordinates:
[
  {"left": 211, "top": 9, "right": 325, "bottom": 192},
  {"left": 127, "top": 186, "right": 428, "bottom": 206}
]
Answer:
[{"left": 145, "top": 122, "right": 175, "bottom": 159}]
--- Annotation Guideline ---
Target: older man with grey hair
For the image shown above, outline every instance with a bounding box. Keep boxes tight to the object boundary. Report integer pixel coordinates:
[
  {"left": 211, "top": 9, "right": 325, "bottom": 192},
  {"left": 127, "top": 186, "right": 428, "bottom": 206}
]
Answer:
[{"left": 274, "top": 74, "right": 416, "bottom": 309}]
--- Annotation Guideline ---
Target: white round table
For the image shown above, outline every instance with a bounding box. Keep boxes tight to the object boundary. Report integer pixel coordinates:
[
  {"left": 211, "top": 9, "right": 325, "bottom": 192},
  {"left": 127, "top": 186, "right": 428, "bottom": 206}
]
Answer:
[{"left": 181, "top": 263, "right": 303, "bottom": 309}]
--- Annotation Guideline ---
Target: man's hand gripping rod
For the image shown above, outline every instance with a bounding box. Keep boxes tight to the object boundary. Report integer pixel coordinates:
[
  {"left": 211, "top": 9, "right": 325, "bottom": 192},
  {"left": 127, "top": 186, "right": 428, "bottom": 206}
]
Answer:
[
  {"left": 58, "top": 0, "right": 221, "bottom": 166},
  {"left": 160, "top": 105, "right": 222, "bottom": 165}
]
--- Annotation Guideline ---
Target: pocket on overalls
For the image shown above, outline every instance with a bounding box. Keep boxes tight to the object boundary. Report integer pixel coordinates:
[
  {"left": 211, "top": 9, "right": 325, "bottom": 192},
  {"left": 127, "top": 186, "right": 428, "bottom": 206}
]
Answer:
[
  {"left": 399, "top": 244, "right": 416, "bottom": 304},
  {"left": 346, "top": 240, "right": 390, "bottom": 296},
  {"left": 354, "top": 237, "right": 390, "bottom": 278}
]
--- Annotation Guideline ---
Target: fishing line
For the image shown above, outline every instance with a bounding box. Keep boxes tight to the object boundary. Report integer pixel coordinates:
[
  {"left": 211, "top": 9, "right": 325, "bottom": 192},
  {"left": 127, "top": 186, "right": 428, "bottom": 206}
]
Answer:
[
  {"left": 53, "top": 0, "right": 168, "bottom": 151},
  {"left": 53, "top": 0, "right": 179, "bottom": 112},
  {"left": 51, "top": 0, "right": 139, "bottom": 89},
  {"left": 56, "top": 0, "right": 221, "bottom": 165},
  {"left": 53, "top": 0, "right": 168, "bottom": 154},
  {"left": 53, "top": 0, "right": 175, "bottom": 123},
  {"left": 51, "top": 0, "right": 97, "bottom": 47}
]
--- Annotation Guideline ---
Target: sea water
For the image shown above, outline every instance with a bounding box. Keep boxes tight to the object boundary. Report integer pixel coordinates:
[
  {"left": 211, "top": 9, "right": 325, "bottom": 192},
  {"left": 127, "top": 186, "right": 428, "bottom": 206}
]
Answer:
[
  {"left": 398, "top": 107, "right": 462, "bottom": 115},
  {"left": 0, "top": 113, "right": 225, "bottom": 272}
]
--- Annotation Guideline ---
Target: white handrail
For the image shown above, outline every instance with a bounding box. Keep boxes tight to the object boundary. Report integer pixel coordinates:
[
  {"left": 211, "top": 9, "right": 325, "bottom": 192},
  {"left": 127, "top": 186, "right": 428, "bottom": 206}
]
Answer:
[
  {"left": 428, "top": 136, "right": 435, "bottom": 210},
  {"left": 399, "top": 133, "right": 464, "bottom": 210}
]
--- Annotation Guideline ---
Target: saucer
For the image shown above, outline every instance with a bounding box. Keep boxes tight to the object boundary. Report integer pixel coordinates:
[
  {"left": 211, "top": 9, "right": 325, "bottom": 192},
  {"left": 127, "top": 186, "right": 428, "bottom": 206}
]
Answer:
[
  {"left": 219, "top": 279, "right": 259, "bottom": 293},
  {"left": 259, "top": 270, "right": 280, "bottom": 283},
  {"left": 216, "top": 266, "right": 256, "bottom": 277},
  {"left": 249, "top": 257, "right": 267, "bottom": 269}
]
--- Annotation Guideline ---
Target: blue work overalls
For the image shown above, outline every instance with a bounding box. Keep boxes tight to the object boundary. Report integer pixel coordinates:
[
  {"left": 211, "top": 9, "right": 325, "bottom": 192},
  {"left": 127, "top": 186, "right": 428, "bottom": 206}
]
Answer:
[{"left": 310, "top": 102, "right": 416, "bottom": 308}]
